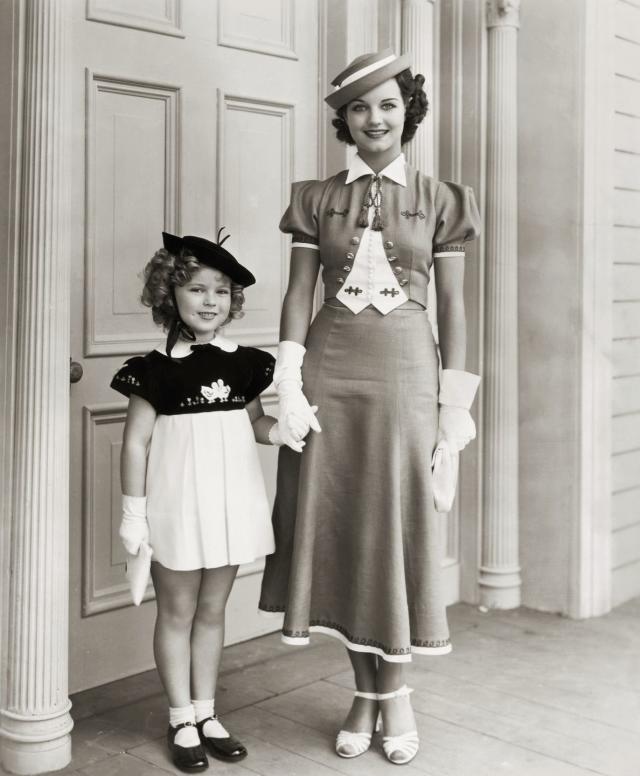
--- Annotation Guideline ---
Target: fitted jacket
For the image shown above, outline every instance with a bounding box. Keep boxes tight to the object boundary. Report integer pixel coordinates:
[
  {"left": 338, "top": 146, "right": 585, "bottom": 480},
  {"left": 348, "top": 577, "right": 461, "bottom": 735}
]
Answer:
[{"left": 280, "top": 164, "right": 481, "bottom": 308}]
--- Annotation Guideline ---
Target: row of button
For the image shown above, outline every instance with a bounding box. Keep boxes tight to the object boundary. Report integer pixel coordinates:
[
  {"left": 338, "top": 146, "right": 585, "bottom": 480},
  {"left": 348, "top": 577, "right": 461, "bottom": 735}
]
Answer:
[
  {"left": 383, "top": 239, "right": 409, "bottom": 286},
  {"left": 337, "top": 236, "right": 408, "bottom": 287}
]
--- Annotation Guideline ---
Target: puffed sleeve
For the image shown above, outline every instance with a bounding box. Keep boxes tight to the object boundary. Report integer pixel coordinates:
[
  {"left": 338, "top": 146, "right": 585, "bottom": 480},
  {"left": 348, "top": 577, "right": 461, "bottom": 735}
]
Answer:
[
  {"left": 279, "top": 180, "right": 323, "bottom": 250},
  {"left": 110, "top": 356, "right": 155, "bottom": 406},
  {"left": 433, "top": 181, "right": 481, "bottom": 257},
  {"left": 244, "top": 348, "right": 276, "bottom": 403}
]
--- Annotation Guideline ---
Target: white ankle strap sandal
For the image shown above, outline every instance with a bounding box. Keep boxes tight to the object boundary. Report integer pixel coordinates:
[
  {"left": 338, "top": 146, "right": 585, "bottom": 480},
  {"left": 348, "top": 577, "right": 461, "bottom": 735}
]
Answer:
[
  {"left": 335, "top": 690, "right": 381, "bottom": 759},
  {"left": 378, "top": 685, "right": 420, "bottom": 765}
]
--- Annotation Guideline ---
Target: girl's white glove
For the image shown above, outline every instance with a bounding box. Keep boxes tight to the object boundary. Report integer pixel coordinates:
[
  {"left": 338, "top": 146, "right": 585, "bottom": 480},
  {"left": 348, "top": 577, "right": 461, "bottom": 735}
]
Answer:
[
  {"left": 269, "top": 419, "right": 308, "bottom": 453},
  {"left": 437, "top": 369, "right": 481, "bottom": 452},
  {"left": 274, "top": 341, "right": 321, "bottom": 449},
  {"left": 120, "top": 495, "right": 149, "bottom": 556}
]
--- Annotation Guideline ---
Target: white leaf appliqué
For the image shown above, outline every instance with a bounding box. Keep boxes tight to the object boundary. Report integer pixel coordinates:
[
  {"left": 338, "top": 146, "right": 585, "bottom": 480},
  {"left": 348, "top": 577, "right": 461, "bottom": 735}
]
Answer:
[{"left": 200, "top": 379, "right": 231, "bottom": 403}]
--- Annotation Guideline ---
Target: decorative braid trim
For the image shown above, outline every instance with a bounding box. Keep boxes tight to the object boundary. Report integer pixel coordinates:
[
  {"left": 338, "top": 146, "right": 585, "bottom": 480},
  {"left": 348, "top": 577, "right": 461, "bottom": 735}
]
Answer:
[
  {"left": 433, "top": 243, "right": 466, "bottom": 254},
  {"left": 281, "top": 618, "right": 450, "bottom": 656},
  {"left": 258, "top": 603, "right": 285, "bottom": 613},
  {"left": 291, "top": 232, "right": 319, "bottom": 246}
]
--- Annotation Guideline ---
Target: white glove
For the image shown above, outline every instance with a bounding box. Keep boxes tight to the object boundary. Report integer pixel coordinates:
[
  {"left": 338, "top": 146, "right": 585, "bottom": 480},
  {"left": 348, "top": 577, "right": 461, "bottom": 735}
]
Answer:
[
  {"left": 269, "top": 419, "right": 308, "bottom": 453},
  {"left": 437, "top": 369, "right": 480, "bottom": 452},
  {"left": 431, "top": 438, "right": 460, "bottom": 513},
  {"left": 120, "top": 495, "right": 149, "bottom": 556},
  {"left": 274, "top": 341, "right": 322, "bottom": 446}
]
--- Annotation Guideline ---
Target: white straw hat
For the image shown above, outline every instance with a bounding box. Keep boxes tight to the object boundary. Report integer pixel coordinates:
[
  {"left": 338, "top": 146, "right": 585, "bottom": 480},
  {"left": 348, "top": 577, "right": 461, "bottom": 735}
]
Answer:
[{"left": 325, "top": 48, "right": 412, "bottom": 110}]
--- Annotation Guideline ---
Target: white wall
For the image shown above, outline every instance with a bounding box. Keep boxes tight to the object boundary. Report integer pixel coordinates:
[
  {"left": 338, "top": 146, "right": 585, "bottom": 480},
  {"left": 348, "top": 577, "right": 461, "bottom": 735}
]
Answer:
[
  {"left": 518, "top": 0, "right": 585, "bottom": 613},
  {"left": 611, "top": 0, "right": 640, "bottom": 606}
]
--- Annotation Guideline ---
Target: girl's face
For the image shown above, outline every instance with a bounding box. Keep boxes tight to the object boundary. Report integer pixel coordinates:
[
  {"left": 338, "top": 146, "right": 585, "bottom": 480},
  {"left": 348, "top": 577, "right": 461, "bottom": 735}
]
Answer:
[
  {"left": 345, "top": 78, "right": 405, "bottom": 161},
  {"left": 174, "top": 265, "right": 232, "bottom": 341}
]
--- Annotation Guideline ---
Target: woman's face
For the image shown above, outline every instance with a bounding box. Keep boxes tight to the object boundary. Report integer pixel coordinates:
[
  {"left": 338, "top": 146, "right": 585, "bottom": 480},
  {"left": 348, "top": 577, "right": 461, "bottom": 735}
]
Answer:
[
  {"left": 344, "top": 78, "right": 405, "bottom": 159},
  {"left": 174, "top": 265, "right": 231, "bottom": 341}
]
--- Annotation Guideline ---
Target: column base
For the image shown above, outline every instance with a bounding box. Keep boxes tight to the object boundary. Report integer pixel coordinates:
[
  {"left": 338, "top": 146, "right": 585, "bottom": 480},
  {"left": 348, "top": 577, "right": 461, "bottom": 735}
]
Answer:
[
  {"left": 1, "top": 706, "right": 73, "bottom": 775},
  {"left": 479, "top": 565, "right": 522, "bottom": 609}
]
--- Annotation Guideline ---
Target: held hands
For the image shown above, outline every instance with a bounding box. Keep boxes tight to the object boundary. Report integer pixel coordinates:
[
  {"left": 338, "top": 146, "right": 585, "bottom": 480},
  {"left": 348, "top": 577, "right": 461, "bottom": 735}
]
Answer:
[
  {"left": 273, "top": 341, "right": 321, "bottom": 453},
  {"left": 437, "top": 369, "right": 481, "bottom": 452},
  {"left": 268, "top": 412, "right": 317, "bottom": 453},
  {"left": 120, "top": 495, "right": 149, "bottom": 556}
]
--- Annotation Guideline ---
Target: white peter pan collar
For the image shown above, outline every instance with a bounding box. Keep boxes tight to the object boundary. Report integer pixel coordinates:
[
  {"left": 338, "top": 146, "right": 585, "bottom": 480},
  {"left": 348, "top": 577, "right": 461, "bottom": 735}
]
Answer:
[
  {"left": 155, "top": 333, "right": 238, "bottom": 358},
  {"left": 203, "top": 334, "right": 238, "bottom": 352},
  {"left": 345, "top": 152, "right": 407, "bottom": 187}
]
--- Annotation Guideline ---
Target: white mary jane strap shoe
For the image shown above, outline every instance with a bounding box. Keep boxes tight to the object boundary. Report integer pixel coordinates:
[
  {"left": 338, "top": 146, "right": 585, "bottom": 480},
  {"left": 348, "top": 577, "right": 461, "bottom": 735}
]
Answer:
[
  {"left": 335, "top": 690, "right": 381, "bottom": 759},
  {"left": 378, "top": 685, "right": 420, "bottom": 765}
]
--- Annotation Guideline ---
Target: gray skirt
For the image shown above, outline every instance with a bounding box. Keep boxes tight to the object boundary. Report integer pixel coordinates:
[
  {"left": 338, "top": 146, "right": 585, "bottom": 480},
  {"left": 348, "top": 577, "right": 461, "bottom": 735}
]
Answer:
[{"left": 259, "top": 304, "right": 451, "bottom": 661}]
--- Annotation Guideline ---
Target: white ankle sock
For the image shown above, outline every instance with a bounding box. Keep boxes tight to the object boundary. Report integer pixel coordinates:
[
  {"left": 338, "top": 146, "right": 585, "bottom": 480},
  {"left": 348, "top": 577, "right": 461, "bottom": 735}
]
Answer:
[
  {"left": 169, "top": 705, "right": 199, "bottom": 747},
  {"left": 192, "top": 698, "right": 214, "bottom": 722},
  {"left": 192, "top": 698, "right": 229, "bottom": 738}
]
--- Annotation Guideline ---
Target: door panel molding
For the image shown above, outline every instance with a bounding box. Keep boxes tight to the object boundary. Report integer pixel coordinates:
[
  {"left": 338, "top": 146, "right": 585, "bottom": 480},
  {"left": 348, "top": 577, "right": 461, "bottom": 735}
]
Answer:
[
  {"left": 84, "top": 70, "right": 180, "bottom": 357},
  {"left": 216, "top": 91, "right": 293, "bottom": 347},
  {"left": 82, "top": 402, "right": 155, "bottom": 616},
  {"left": 86, "top": 0, "right": 185, "bottom": 38},
  {"left": 217, "top": 0, "right": 297, "bottom": 60}
]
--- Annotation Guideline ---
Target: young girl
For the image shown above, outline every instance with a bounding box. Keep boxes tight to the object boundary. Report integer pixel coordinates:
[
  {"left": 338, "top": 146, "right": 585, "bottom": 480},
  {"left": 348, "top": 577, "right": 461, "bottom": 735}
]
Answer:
[{"left": 112, "top": 231, "right": 301, "bottom": 773}]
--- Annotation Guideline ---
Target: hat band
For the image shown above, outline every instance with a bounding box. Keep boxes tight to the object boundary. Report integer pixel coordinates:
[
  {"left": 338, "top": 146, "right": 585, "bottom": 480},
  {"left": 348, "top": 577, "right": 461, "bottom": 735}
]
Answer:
[{"left": 334, "top": 53, "right": 397, "bottom": 90}]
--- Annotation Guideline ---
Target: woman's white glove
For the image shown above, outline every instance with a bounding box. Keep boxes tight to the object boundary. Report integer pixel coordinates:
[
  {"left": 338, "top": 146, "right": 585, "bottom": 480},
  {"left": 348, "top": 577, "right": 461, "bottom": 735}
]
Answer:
[
  {"left": 120, "top": 495, "right": 149, "bottom": 556},
  {"left": 274, "top": 341, "right": 321, "bottom": 450},
  {"left": 437, "top": 369, "right": 481, "bottom": 452}
]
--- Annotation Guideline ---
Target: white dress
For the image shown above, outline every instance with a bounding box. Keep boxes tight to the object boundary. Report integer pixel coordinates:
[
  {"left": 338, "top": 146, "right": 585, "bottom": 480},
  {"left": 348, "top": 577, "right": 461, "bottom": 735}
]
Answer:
[{"left": 112, "top": 335, "right": 276, "bottom": 570}]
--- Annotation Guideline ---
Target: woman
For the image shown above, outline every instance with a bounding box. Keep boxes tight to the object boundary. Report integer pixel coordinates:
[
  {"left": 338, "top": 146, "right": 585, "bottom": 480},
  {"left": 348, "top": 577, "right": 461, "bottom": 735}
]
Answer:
[{"left": 259, "top": 49, "right": 481, "bottom": 765}]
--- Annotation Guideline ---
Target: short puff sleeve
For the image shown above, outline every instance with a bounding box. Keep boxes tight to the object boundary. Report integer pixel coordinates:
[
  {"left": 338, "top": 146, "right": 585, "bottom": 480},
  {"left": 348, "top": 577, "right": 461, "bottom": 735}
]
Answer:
[
  {"left": 111, "top": 357, "right": 155, "bottom": 407},
  {"left": 244, "top": 348, "right": 276, "bottom": 403},
  {"left": 433, "top": 181, "right": 481, "bottom": 258},
  {"left": 279, "top": 180, "right": 323, "bottom": 249}
]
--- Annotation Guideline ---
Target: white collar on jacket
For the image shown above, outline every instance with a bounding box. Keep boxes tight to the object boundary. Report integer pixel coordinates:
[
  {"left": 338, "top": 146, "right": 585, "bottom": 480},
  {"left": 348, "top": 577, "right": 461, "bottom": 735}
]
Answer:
[{"left": 345, "top": 152, "right": 407, "bottom": 187}]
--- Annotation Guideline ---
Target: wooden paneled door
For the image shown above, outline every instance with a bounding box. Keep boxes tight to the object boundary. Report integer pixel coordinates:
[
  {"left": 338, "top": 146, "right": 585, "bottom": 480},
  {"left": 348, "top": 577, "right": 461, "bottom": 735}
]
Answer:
[{"left": 68, "top": 0, "right": 319, "bottom": 693}]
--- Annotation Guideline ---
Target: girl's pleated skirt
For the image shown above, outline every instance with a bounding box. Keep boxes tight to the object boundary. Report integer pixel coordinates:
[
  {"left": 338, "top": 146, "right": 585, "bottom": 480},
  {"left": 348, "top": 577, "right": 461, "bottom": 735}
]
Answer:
[{"left": 259, "top": 303, "right": 451, "bottom": 661}]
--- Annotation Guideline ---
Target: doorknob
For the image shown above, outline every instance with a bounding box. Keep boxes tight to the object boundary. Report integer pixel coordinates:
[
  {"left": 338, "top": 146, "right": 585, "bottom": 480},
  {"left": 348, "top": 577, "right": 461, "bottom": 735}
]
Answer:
[{"left": 70, "top": 358, "right": 83, "bottom": 383}]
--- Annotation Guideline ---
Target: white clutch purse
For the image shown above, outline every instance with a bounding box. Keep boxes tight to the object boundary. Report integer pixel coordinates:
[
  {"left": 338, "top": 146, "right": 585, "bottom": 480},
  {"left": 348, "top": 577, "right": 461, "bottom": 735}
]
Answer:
[
  {"left": 431, "top": 439, "right": 459, "bottom": 513},
  {"left": 125, "top": 541, "right": 153, "bottom": 605}
]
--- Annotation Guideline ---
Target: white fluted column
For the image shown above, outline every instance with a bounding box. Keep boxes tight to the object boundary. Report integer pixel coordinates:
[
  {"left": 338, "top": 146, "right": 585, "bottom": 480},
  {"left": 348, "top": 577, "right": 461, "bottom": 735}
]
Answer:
[
  {"left": 0, "top": 1, "right": 73, "bottom": 773},
  {"left": 401, "top": 0, "right": 437, "bottom": 176},
  {"left": 480, "top": 0, "right": 521, "bottom": 609}
]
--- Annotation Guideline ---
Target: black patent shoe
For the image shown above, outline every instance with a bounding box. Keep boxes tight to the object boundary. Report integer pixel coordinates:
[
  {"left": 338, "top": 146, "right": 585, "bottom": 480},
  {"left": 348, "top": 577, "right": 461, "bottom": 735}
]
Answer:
[
  {"left": 196, "top": 716, "right": 248, "bottom": 762},
  {"left": 167, "top": 722, "right": 209, "bottom": 772}
]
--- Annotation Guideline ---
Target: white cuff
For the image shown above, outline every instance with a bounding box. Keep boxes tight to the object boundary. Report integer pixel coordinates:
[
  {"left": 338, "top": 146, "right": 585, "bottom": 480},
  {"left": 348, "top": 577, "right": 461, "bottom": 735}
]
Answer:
[
  {"left": 122, "top": 494, "right": 147, "bottom": 518},
  {"left": 273, "top": 340, "right": 306, "bottom": 388},
  {"left": 292, "top": 242, "right": 319, "bottom": 251},
  {"left": 268, "top": 422, "right": 284, "bottom": 447},
  {"left": 433, "top": 250, "right": 465, "bottom": 258},
  {"left": 439, "top": 370, "right": 480, "bottom": 409}
]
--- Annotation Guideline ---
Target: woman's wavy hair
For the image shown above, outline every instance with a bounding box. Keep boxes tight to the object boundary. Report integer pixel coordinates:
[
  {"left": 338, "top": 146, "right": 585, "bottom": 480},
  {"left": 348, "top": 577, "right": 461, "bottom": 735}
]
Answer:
[
  {"left": 141, "top": 247, "right": 245, "bottom": 331},
  {"left": 332, "top": 69, "right": 429, "bottom": 146}
]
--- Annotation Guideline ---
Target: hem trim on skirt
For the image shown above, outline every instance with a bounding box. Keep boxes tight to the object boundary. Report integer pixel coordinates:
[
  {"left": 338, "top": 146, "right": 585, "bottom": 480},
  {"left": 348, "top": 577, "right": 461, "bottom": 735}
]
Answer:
[{"left": 281, "top": 625, "right": 451, "bottom": 661}]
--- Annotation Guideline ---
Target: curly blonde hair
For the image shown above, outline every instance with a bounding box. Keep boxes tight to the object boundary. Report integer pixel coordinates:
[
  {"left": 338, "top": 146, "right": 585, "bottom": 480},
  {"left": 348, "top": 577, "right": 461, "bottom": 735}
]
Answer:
[{"left": 141, "top": 247, "right": 245, "bottom": 330}]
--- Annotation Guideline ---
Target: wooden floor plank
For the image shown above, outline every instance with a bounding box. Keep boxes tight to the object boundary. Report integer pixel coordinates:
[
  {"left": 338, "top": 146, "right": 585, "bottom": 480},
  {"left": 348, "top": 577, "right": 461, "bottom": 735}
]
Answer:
[
  {"left": 222, "top": 635, "right": 349, "bottom": 695},
  {"left": 76, "top": 752, "right": 175, "bottom": 775},
  {"left": 449, "top": 627, "right": 640, "bottom": 696},
  {"left": 327, "top": 665, "right": 640, "bottom": 774},
  {"left": 19, "top": 599, "right": 639, "bottom": 776},
  {"left": 256, "top": 680, "right": 602, "bottom": 776},
  {"left": 127, "top": 739, "right": 257, "bottom": 776},
  {"left": 224, "top": 704, "right": 426, "bottom": 775}
]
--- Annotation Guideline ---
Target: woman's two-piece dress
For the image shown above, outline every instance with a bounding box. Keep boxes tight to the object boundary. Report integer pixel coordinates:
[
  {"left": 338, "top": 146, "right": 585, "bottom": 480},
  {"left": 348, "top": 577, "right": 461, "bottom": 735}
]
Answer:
[
  {"left": 111, "top": 336, "right": 276, "bottom": 570},
  {"left": 259, "top": 152, "right": 480, "bottom": 661}
]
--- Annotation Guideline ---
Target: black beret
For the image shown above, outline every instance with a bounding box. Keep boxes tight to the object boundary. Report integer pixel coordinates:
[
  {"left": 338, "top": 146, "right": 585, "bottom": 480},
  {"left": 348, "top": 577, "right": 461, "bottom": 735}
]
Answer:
[{"left": 162, "top": 230, "right": 256, "bottom": 288}]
